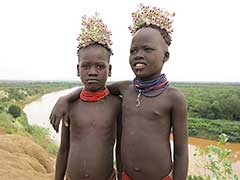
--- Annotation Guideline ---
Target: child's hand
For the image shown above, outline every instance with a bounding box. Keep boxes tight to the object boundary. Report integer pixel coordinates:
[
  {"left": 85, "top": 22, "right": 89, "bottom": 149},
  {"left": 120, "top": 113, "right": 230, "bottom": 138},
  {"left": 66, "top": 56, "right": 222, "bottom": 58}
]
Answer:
[{"left": 49, "top": 96, "right": 69, "bottom": 132}]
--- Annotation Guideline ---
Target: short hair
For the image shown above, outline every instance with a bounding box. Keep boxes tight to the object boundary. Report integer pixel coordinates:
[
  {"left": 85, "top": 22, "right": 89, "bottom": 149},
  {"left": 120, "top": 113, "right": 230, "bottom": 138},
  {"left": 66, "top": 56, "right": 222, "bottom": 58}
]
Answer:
[
  {"left": 77, "top": 42, "right": 113, "bottom": 57},
  {"left": 145, "top": 24, "right": 172, "bottom": 46},
  {"left": 77, "top": 43, "right": 112, "bottom": 62}
]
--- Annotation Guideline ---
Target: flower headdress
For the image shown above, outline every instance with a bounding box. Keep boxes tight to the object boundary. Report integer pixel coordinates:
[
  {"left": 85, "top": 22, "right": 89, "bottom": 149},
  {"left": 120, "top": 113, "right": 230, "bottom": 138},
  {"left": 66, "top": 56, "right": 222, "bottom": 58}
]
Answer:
[
  {"left": 77, "top": 13, "right": 113, "bottom": 54},
  {"left": 129, "top": 4, "right": 175, "bottom": 45}
]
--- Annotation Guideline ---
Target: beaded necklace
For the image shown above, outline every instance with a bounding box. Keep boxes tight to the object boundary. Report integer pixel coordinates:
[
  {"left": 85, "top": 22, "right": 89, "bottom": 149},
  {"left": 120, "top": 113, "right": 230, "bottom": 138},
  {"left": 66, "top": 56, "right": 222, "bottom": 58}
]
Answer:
[
  {"left": 134, "top": 74, "right": 169, "bottom": 106},
  {"left": 80, "top": 87, "right": 110, "bottom": 102}
]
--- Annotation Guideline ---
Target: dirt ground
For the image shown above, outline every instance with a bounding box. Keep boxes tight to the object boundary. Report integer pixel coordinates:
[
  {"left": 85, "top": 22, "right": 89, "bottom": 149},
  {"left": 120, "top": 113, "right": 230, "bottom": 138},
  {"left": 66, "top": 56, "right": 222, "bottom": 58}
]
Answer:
[
  {"left": 0, "top": 128, "right": 5, "bottom": 135},
  {"left": 0, "top": 134, "right": 55, "bottom": 180}
]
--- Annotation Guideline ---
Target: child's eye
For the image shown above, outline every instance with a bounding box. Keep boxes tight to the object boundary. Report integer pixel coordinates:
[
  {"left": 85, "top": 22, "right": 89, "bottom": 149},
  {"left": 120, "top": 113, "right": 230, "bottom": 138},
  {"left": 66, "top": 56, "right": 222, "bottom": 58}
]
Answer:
[
  {"left": 96, "top": 65, "right": 105, "bottom": 70},
  {"left": 130, "top": 49, "right": 137, "bottom": 54},
  {"left": 81, "top": 64, "right": 90, "bottom": 69},
  {"left": 145, "top": 47, "right": 154, "bottom": 52}
]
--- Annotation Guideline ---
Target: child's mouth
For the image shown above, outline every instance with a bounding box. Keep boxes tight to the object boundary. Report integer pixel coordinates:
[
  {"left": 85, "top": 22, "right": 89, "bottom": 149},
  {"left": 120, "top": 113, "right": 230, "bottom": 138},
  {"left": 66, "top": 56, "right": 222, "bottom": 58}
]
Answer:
[
  {"left": 134, "top": 63, "right": 146, "bottom": 70},
  {"left": 87, "top": 79, "right": 99, "bottom": 83}
]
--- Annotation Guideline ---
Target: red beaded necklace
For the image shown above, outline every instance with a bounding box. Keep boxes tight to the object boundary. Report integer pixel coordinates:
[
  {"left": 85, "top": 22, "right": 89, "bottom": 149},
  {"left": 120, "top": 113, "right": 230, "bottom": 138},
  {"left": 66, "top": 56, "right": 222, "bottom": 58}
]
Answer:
[{"left": 80, "top": 87, "right": 110, "bottom": 102}]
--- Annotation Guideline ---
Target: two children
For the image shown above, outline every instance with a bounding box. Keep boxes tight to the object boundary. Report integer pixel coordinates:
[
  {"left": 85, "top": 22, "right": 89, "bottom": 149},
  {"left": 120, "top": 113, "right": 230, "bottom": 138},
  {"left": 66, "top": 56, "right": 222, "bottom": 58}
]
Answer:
[
  {"left": 54, "top": 14, "right": 121, "bottom": 180},
  {"left": 51, "top": 4, "right": 188, "bottom": 180}
]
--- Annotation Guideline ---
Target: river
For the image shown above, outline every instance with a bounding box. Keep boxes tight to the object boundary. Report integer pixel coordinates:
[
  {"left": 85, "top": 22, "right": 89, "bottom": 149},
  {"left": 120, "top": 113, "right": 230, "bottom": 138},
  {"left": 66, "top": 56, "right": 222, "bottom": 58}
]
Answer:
[
  {"left": 23, "top": 87, "right": 80, "bottom": 144},
  {"left": 23, "top": 88, "right": 240, "bottom": 177}
]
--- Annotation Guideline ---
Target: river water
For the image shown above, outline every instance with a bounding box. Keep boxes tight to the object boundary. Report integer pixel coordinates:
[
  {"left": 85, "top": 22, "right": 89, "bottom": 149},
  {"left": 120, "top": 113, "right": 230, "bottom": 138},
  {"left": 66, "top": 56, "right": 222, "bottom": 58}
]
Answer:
[
  {"left": 23, "top": 87, "right": 80, "bottom": 144},
  {"left": 23, "top": 88, "right": 240, "bottom": 177}
]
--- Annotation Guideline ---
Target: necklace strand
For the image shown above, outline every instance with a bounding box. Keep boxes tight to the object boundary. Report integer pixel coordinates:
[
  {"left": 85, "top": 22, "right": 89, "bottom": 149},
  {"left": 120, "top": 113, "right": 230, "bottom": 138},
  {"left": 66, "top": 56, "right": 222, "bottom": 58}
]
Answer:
[{"left": 134, "top": 74, "right": 169, "bottom": 106}]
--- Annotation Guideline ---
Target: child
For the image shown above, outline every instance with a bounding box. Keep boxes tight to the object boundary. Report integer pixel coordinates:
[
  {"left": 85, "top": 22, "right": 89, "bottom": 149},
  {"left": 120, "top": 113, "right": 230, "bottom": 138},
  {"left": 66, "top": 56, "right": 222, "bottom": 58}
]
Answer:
[
  {"left": 51, "top": 4, "right": 188, "bottom": 180},
  {"left": 54, "top": 14, "right": 121, "bottom": 180}
]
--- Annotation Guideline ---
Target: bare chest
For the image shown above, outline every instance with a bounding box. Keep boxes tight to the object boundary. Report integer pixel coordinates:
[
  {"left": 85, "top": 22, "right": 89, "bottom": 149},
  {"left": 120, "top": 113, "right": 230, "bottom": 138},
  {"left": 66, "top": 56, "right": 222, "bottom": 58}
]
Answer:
[
  {"left": 68, "top": 100, "right": 118, "bottom": 131},
  {"left": 122, "top": 88, "right": 172, "bottom": 122}
]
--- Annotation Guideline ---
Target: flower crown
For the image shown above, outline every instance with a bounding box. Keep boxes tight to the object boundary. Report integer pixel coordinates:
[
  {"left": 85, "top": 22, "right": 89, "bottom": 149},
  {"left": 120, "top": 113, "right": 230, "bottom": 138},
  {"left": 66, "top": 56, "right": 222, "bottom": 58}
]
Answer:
[
  {"left": 129, "top": 4, "right": 175, "bottom": 35},
  {"left": 77, "top": 13, "right": 113, "bottom": 54}
]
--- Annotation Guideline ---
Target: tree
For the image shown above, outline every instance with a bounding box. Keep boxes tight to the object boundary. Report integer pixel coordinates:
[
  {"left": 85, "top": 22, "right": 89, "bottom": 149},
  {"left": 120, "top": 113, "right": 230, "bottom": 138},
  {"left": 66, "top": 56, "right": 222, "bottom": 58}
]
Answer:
[{"left": 8, "top": 104, "right": 21, "bottom": 118}]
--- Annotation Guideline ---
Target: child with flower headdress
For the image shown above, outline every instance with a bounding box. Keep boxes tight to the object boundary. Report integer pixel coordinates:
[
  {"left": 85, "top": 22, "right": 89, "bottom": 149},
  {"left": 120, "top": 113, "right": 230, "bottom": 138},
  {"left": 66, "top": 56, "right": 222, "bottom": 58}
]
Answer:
[
  {"left": 54, "top": 13, "right": 121, "bottom": 180},
  {"left": 51, "top": 4, "right": 188, "bottom": 180}
]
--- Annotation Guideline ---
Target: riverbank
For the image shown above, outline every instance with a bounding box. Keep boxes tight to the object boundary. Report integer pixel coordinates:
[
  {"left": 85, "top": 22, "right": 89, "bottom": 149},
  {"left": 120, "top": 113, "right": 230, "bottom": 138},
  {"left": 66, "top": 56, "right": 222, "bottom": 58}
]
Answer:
[{"left": 0, "top": 81, "right": 80, "bottom": 155}]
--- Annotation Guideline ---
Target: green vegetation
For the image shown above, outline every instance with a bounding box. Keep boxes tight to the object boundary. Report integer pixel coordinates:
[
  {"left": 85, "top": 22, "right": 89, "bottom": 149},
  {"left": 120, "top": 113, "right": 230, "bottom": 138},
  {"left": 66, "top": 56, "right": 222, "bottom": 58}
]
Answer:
[
  {"left": 8, "top": 104, "right": 21, "bottom": 118},
  {"left": 28, "top": 125, "right": 59, "bottom": 155},
  {"left": 0, "top": 80, "right": 79, "bottom": 155},
  {"left": 188, "top": 134, "right": 239, "bottom": 180},
  {"left": 173, "top": 83, "right": 240, "bottom": 121},
  {"left": 188, "top": 118, "right": 240, "bottom": 142},
  {"left": 172, "top": 82, "right": 240, "bottom": 142}
]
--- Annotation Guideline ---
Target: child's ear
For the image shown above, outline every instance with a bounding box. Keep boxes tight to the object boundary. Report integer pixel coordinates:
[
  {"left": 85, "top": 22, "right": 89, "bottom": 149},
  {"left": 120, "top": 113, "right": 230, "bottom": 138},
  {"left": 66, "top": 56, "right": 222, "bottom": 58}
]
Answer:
[
  {"left": 163, "top": 51, "right": 170, "bottom": 62},
  {"left": 77, "top": 64, "right": 80, "bottom": 76},
  {"left": 108, "top": 64, "right": 112, "bottom": 77}
]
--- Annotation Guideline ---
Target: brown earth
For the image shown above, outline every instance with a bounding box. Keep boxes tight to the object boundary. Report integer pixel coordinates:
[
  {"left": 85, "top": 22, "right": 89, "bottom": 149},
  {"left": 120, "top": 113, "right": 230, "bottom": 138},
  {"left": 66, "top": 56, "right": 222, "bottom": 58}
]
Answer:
[
  {"left": 0, "top": 128, "right": 5, "bottom": 135},
  {"left": 0, "top": 134, "right": 55, "bottom": 180}
]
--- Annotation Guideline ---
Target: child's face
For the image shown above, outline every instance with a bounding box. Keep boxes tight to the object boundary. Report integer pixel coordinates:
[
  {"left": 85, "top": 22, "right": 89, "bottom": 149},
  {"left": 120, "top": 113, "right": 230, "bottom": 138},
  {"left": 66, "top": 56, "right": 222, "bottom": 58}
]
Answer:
[
  {"left": 78, "top": 44, "right": 111, "bottom": 92},
  {"left": 129, "top": 27, "right": 168, "bottom": 80}
]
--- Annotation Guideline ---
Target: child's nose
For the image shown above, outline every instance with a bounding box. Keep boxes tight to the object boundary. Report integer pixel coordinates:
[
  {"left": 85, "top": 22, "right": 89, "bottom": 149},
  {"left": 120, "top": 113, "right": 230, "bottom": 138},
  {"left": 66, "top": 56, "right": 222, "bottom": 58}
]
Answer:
[
  {"left": 134, "top": 51, "right": 144, "bottom": 60},
  {"left": 88, "top": 67, "right": 98, "bottom": 76}
]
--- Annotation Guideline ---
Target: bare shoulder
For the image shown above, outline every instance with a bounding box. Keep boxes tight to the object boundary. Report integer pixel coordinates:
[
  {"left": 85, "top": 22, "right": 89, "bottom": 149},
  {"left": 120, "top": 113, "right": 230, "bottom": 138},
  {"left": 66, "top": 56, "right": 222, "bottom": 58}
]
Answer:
[
  {"left": 165, "top": 86, "right": 186, "bottom": 104},
  {"left": 118, "top": 80, "right": 134, "bottom": 93},
  {"left": 166, "top": 87, "right": 187, "bottom": 125},
  {"left": 108, "top": 80, "right": 132, "bottom": 95},
  {"left": 111, "top": 80, "right": 131, "bottom": 85},
  {"left": 117, "top": 80, "right": 132, "bottom": 86}
]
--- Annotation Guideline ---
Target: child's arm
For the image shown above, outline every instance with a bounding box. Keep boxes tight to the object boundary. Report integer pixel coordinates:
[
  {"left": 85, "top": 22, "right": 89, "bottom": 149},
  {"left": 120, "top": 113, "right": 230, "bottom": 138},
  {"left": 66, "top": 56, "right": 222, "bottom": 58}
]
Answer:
[
  {"left": 170, "top": 89, "right": 188, "bottom": 180},
  {"left": 50, "top": 88, "right": 81, "bottom": 132},
  {"left": 107, "top": 81, "right": 131, "bottom": 95},
  {"left": 55, "top": 122, "right": 70, "bottom": 180},
  {"left": 116, "top": 110, "right": 123, "bottom": 180}
]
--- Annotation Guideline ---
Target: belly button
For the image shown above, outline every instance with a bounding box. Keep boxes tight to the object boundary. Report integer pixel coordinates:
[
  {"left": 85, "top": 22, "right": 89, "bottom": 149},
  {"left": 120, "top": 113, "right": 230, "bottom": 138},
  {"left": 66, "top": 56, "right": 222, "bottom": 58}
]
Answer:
[
  {"left": 84, "top": 173, "right": 89, "bottom": 178},
  {"left": 154, "top": 111, "right": 160, "bottom": 116},
  {"left": 134, "top": 167, "right": 141, "bottom": 172}
]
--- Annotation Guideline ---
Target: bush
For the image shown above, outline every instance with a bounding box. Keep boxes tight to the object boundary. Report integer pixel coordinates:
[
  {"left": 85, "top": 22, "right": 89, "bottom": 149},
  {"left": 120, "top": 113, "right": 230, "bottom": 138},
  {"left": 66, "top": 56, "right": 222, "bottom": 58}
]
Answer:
[
  {"left": 188, "top": 134, "right": 239, "bottom": 180},
  {"left": 189, "top": 128, "right": 198, "bottom": 136},
  {"left": 8, "top": 104, "right": 21, "bottom": 118}
]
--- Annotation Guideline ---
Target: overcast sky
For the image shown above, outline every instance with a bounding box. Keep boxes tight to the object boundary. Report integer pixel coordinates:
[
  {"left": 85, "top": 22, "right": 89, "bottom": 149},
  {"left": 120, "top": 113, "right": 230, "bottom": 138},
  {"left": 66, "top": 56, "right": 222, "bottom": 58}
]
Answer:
[{"left": 0, "top": 0, "right": 239, "bottom": 82}]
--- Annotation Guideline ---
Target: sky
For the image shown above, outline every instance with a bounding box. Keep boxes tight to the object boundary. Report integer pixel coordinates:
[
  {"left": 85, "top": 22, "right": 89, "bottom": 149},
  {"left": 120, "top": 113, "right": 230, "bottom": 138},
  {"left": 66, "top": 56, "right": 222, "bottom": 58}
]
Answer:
[{"left": 0, "top": 0, "right": 240, "bottom": 82}]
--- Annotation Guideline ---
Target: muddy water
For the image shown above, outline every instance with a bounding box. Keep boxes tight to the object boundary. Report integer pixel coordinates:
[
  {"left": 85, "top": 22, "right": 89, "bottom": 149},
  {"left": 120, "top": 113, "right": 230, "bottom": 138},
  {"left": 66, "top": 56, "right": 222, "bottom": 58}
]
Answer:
[{"left": 187, "top": 136, "right": 240, "bottom": 177}]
